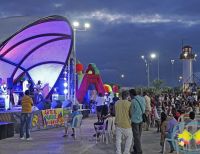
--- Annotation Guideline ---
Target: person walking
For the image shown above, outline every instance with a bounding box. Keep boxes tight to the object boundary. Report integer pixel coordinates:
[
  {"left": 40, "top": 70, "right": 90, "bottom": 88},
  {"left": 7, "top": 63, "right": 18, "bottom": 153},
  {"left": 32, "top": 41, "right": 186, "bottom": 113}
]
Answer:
[
  {"left": 143, "top": 92, "right": 152, "bottom": 131},
  {"left": 95, "top": 93, "right": 105, "bottom": 122},
  {"left": 115, "top": 90, "right": 132, "bottom": 154},
  {"left": 129, "top": 89, "right": 146, "bottom": 154},
  {"left": 20, "top": 90, "right": 33, "bottom": 140}
]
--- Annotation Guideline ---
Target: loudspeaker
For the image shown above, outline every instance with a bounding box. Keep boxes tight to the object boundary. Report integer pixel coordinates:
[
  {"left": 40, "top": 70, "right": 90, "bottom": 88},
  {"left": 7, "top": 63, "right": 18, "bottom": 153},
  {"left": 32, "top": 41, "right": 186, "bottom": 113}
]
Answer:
[{"left": 7, "top": 78, "right": 13, "bottom": 89}]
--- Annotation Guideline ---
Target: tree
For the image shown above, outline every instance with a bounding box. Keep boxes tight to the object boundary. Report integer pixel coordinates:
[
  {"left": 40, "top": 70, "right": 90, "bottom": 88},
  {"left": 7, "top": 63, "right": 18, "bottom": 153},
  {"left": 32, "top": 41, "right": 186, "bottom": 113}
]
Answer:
[{"left": 152, "top": 79, "right": 164, "bottom": 94}]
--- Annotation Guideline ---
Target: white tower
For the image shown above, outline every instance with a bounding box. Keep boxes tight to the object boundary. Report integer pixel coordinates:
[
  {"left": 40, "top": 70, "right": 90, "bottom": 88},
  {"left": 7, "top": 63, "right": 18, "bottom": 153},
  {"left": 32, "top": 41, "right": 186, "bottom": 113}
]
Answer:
[{"left": 180, "top": 45, "right": 195, "bottom": 92}]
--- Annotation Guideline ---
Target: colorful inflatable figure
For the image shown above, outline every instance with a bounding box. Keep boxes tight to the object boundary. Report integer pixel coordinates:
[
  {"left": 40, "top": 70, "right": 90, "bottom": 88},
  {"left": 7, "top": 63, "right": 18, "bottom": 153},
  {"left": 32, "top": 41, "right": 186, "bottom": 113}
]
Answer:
[{"left": 76, "top": 63, "right": 105, "bottom": 103}]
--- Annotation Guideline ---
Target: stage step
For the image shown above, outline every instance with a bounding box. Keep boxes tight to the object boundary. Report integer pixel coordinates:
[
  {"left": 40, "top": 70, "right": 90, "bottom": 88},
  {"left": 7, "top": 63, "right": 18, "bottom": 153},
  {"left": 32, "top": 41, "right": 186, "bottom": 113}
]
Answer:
[{"left": 0, "top": 122, "right": 14, "bottom": 140}]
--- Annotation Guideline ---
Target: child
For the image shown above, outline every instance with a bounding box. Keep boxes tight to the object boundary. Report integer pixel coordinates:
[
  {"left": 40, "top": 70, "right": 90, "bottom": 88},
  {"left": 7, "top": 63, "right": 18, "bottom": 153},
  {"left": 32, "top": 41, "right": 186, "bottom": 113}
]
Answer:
[{"left": 63, "top": 105, "right": 81, "bottom": 137}]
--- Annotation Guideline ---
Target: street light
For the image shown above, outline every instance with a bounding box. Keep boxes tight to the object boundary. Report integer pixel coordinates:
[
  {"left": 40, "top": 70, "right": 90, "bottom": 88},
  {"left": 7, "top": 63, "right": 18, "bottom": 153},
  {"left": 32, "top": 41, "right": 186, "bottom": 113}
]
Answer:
[
  {"left": 72, "top": 21, "right": 90, "bottom": 104},
  {"left": 150, "top": 53, "right": 160, "bottom": 80},
  {"left": 170, "top": 60, "right": 175, "bottom": 85},
  {"left": 72, "top": 21, "right": 80, "bottom": 27},
  {"left": 84, "top": 23, "right": 91, "bottom": 29},
  {"left": 150, "top": 53, "right": 156, "bottom": 59},
  {"left": 140, "top": 55, "right": 150, "bottom": 87},
  {"left": 141, "top": 53, "right": 159, "bottom": 87},
  {"left": 141, "top": 55, "right": 145, "bottom": 59},
  {"left": 179, "top": 76, "right": 183, "bottom": 82}
]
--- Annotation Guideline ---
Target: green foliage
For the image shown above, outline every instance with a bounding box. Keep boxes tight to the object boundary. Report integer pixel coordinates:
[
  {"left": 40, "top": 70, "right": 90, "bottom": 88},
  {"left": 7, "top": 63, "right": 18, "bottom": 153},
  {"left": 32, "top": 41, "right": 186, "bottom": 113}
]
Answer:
[
  {"left": 133, "top": 79, "right": 182, "bottom": 95},
  {"left": 150, "top": 79, "right": 164, "bottom": 94},
  {"left": 152, "top": 79, "right": 164, "bottom": 89}
]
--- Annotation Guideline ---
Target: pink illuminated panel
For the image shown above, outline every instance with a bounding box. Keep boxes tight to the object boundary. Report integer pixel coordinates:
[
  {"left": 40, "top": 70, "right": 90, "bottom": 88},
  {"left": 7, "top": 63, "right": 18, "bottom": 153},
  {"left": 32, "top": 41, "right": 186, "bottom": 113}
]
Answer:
[
  {"left": 0, "top": 20, "right": 71, "bottom": 56},
  {"left": 21, "top": 39, "right": 71, "bottom": 69}
]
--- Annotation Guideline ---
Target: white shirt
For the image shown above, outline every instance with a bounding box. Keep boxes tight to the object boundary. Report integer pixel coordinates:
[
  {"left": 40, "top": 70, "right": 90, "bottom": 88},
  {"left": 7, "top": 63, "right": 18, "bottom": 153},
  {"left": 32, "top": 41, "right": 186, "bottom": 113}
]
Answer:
[
  {"left": 23, "top": 80, "right": 29, "bottom": 93},
  {"left": 144, "top": 95, "right": 152, "bottom": 112},
  {"left": 96, "top": 96, "right": 105, "bottom": 106}
]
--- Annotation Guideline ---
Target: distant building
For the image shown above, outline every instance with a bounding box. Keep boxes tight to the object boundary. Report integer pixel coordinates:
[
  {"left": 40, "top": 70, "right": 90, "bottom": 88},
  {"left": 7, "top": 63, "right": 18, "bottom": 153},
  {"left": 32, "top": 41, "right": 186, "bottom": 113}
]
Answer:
[{"left": 180, "top": 45, "right": 196, "bottom": 93}]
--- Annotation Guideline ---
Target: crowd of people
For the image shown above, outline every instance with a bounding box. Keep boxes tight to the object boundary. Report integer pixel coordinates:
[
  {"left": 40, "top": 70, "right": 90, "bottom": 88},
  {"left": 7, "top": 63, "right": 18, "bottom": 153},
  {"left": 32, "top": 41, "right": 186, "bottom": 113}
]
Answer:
[
  {"left": 18, "top": 85, "right": 200, "bottom": 153},
  {"left": 92, "top": 89, "right": 200, "bottom": 154}
]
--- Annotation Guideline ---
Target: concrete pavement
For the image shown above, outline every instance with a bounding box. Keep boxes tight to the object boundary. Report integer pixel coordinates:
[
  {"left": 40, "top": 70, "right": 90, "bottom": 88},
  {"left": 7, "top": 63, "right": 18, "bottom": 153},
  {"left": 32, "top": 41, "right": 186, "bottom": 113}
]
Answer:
[{"left": 0, "top": 116, "right": 173, "bottom": 154}]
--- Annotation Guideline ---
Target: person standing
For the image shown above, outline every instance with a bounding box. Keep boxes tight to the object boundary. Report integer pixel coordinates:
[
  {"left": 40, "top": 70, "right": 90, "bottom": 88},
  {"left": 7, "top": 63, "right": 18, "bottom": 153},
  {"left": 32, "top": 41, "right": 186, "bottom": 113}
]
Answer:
[
  {"left": 115, "top": 90, "right": 132, "bottom": 154},
  {"left": 129, "top": 89, "right": 146, "bottom": 154},
  {"left": 20, "top": 90, "right": 33, "bottom": 140},
  {"left": 34, "top": 80, "right": 43, "bottom": 105},
  {"left": 143, "top": 92, "right": 152, "bottom": 131},
  {"left": 112, "top": 93, "right": 119, "bottom": 104},
  {"left": 166, "top": 114, "right": 177, "bottom": 153},
  {"left": 95, "top": 93, "right": 105, "bottom": 122},
  {"left": 160, "top": 112, "right": 168, "bottom": 153},
  {"left": 0, "top": 78, "right": 7, "bottom": 94},
  {"left": 63, "top": 105, "right": 82, "bottom": 138}
]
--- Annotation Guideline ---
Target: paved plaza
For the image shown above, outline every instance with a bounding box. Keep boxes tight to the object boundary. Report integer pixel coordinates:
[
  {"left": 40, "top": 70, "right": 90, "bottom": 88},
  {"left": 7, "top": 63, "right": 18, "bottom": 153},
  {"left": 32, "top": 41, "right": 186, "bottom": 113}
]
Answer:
[{"left": 0, "top": 116, "right": 173, "bottom": 154}]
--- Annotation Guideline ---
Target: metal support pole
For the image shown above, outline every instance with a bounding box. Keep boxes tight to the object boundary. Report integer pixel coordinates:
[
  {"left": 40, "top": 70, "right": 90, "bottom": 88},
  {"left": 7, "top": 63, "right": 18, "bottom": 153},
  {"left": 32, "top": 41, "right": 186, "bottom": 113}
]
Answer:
[
  {"left": 73, "top": 29, "right": 76, "bottom": 105},
  {"left": 158, "top": 56, "right": 160, "bottom": 80},
  {"left": 147, "top": 62, "right": 150, "bottom": 87}
]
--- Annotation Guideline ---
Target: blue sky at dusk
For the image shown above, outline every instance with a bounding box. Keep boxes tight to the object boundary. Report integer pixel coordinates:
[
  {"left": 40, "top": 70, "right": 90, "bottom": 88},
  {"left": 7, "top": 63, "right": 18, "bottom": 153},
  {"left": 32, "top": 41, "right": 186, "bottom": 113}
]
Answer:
[{"left": 0, "top": 0, "right": 200, "bottom": 87}]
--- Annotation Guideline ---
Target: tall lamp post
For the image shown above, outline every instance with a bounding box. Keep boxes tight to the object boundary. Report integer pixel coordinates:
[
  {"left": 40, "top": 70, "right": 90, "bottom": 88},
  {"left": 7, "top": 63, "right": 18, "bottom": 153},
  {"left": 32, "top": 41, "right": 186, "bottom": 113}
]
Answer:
[
  {"left": 72, "top": 21, "right": 90, "bottom": 104},
  {"left": 150, "top": 53, "right": 159, "bottom": 80},
  {"left": 141, "top": 53, "right": 157, "bottom": 87},
  {"left": 171, "top": 59, "right": 175, "bottom": 85}
]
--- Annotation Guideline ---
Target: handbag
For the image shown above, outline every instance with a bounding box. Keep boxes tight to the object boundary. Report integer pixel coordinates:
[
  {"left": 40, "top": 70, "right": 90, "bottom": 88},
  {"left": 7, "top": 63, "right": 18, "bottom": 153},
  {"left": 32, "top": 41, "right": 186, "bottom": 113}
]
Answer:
[{"left": 135, "top": 98, "right": 147, "bottom": 123}]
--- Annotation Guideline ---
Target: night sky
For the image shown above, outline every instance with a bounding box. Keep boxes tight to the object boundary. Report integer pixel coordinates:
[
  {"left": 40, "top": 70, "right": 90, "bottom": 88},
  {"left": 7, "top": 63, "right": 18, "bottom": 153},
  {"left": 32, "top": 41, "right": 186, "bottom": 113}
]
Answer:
[{"left": 0, "top": 0, "right": 200, "bottom": 87}]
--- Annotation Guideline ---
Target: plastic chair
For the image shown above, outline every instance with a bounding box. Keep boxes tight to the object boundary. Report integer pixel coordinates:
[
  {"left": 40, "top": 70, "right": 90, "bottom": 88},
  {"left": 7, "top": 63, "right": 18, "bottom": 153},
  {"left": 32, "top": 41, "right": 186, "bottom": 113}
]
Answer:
[
  {"left": 163, "top": 121, "right": 200, "bottom": 154},
  {"left": 71, "top": 114, "right": 83, "bottom": 139},
  {"left": 105, "top": 117, "right": 115, "bottom": 144},
  {"left": 94, "top": 122, "right": 106, "bottom": 143},
  {"left": 94, "top": 116, "right": 116, "bottom": 144},
  {"left": 163, "top": 122, "right": 185, "bottom": 154}
]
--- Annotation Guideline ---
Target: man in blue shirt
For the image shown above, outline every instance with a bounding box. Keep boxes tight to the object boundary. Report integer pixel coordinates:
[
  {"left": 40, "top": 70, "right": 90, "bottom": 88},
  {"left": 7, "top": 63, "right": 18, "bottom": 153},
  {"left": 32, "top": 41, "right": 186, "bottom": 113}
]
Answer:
[{"left": 129, "top": 89, "right": 146, "bottom": 154}]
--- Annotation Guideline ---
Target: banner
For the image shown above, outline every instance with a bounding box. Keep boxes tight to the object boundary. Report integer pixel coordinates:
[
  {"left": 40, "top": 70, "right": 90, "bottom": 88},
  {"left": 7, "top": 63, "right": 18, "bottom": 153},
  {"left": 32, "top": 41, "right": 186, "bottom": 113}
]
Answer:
[
  {"left": 42, "top": 108, "right": 69, "bottom": 128},
  {"left": 31, "top": 111, "right": 44, "bottom": 130}
]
